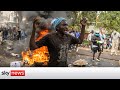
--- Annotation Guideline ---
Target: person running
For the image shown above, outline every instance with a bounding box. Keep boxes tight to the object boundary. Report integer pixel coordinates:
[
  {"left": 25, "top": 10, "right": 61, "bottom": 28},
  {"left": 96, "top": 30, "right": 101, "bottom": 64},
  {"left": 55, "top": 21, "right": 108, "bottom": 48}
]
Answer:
[{"left": 91, "top": 31, "right": 102, "bottom": 61}]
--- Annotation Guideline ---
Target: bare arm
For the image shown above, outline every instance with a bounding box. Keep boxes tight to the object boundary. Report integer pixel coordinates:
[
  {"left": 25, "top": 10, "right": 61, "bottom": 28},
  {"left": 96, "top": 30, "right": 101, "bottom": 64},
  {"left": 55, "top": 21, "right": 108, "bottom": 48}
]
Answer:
[
  {"left": 70, "top": 18, "right": 87, "bottom": 45},
  {"left": 29, "top": 19, "right": 39, "bottom": 50}
]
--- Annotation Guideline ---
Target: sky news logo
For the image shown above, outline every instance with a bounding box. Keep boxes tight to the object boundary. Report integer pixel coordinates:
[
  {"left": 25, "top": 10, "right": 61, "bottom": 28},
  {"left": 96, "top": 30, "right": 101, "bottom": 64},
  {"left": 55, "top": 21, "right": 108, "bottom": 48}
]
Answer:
[{"left": 1, "top": 70, "right": 25, "bottom": 76}]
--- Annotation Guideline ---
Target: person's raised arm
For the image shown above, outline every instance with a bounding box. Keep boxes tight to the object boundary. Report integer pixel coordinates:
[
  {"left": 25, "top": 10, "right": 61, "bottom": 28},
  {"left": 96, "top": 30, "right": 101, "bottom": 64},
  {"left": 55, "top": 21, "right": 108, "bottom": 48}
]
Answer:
[
  {"left": 70, "top": 18, "right": 87, "bottom": 45},
  {"left": 29, "top": 18, "right": 40, "bottom": 50}
]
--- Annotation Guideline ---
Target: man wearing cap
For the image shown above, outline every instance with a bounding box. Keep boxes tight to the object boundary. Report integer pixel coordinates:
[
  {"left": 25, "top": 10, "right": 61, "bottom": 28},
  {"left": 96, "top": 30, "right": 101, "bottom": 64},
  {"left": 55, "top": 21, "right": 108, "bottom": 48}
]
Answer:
[{"left": 30, "top": 17, "right": 87, "bottom": 67}]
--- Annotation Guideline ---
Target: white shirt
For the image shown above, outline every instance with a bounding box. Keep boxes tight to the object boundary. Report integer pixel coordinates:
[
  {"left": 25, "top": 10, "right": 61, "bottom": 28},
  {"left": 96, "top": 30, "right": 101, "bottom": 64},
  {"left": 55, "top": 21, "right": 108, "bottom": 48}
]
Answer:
[
  {"left": 99, "top": 33, "right": 106, "bottom": 42},
  {"left": 70, "top": 32, "right": 75, "bottom": 37},
  {"left": 87, "top": 33, "right": 94, "bottom": 41},
  {"left": 111, "top": 31, "right": 120, "bottom": 40}
]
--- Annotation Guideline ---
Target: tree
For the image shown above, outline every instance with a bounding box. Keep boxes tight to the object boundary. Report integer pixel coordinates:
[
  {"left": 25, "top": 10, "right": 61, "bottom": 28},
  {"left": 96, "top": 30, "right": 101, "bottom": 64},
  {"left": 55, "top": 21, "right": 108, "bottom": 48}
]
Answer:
[
  {"left": 79, "top": 17, "right": 87, "bottom": 43},
  {"left": 67, "top": 11, "right": 97, "bottom": 42},
  {"left": 97, "top": 11, "right": 120, "bottom": 33},
  {"left": 36, "top": 11, "right": 53, "bottom": 19},
  {"left": 16, "top": 11, "right": 22, "bottom": 22},
  {"left": 68, "top": 11, "right": 97, "bottom": 27},
  {"left": 81, "top": 11, "right": 97, "bottom": 24}
]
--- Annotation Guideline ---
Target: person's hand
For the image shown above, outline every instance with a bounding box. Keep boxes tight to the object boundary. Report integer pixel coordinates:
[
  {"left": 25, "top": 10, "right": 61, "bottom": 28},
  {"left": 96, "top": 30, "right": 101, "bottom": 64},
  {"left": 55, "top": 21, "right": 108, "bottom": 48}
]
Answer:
[
  {"left": 33, "top": 16, "right": 41, "bottom": 30},
  {"left": 80, "top": 17, "right": 87, "bottom": 26},
  {"left": 96, "top": 40, "right": 99, "bottom": 43}
]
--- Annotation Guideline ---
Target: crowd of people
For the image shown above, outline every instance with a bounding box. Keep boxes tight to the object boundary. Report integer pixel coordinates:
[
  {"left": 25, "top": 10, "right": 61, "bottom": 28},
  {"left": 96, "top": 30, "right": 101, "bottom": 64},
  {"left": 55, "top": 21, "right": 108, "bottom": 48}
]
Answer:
[{"left": 0, "top": 26, "right": 27, "bottom": 44}]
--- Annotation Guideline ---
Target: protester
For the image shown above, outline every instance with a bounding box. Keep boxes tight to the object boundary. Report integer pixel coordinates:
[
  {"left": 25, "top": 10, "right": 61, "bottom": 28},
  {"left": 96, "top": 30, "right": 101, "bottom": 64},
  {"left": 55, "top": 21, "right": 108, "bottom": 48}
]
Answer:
[
  {"left": 30, "top": 17, "right": 87, "bottom": 67},
  {"left": 91, "top": 31, "right": 103, "bottom": 61}
]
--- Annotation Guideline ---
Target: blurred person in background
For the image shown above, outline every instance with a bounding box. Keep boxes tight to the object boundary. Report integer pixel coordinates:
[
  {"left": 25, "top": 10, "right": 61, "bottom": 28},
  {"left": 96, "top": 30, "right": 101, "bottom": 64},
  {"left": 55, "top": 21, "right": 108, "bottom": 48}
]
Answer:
[{"left": 111, "top": 30, "right": 120, "bottom": 55}]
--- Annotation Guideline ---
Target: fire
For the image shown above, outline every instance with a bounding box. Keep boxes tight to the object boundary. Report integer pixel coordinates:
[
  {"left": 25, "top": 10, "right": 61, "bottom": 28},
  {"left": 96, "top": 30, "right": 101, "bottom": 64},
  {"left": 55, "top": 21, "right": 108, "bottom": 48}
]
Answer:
[{"left": 21, "top": 30, "right": 49, "bottom": 66}]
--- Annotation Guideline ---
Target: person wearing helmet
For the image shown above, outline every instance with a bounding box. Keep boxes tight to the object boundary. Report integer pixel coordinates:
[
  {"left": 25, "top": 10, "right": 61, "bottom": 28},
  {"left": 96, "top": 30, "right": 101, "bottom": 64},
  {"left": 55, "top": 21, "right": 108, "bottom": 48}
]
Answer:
[{"left": 91, "top": 31, "right": 103, "bottom": 61}]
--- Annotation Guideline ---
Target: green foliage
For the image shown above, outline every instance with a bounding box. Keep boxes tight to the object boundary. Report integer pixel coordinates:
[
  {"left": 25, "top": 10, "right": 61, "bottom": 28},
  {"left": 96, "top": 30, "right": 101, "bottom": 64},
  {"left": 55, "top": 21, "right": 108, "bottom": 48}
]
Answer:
[
  {"left": 97, "top": 11, "right": 120, "bottom": 33},
  {"left": 68, "top": 11, "right": 97, "bottom": 27},
  {"left": 83, "top": 40, "right": 89, "bottom": 45},
  {"left": 68, "top": 11, "right": 120, "bottom": 33},
  {"left": 82, "top": 11, "right": 97, "bottom": 23}
]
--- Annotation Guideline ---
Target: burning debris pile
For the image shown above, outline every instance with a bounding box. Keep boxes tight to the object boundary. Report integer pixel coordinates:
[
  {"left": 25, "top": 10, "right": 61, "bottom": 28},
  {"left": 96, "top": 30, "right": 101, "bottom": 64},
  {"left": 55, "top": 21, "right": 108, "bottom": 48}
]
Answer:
[
  {"left": 22, "top": 46, "right": 49, "bottom": 66},
  {"left": 21, "top": 28, "right": 50, "bottom": 66}
]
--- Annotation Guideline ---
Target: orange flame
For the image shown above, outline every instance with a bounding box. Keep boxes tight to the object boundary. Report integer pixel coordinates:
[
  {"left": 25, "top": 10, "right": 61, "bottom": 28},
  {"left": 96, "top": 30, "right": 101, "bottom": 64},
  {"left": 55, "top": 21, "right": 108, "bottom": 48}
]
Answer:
[{"left": 21, "top": 30, "right": 49, "bottom": 66}]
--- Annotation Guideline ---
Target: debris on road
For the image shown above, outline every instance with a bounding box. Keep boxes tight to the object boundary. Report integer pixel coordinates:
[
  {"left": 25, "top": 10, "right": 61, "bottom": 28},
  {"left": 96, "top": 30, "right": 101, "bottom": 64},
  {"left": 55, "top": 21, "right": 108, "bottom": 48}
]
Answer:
[{"left": 73, "top": 59, "right": 88, "bottom": 67}]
